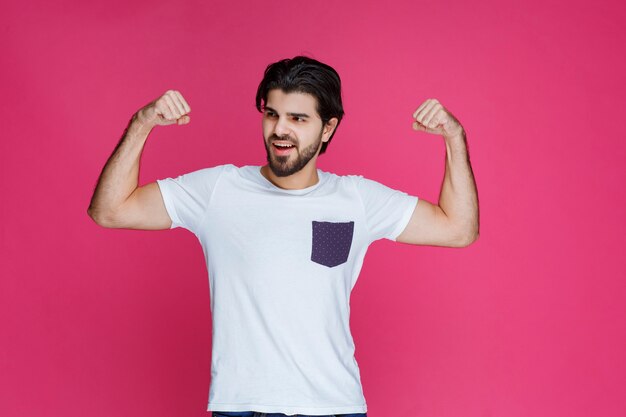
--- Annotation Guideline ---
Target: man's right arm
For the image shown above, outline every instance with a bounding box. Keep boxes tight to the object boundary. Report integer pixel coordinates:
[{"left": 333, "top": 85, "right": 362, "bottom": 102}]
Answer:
[{"left": 87, "top": 90, "right": 191, "bottom": 230}]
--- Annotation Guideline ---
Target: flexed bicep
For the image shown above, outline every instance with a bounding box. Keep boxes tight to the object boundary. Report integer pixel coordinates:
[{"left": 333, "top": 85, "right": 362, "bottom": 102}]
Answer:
[
  {"left": 395, "top": 198, "right": 469, "bottom": 247},
  {"left": 107, "top": 182, "right": 173, "bottom": 230}
]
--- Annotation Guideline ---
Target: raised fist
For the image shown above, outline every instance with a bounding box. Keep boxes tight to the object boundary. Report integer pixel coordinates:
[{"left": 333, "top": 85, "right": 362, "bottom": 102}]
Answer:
[
  {"left": 136, "top": 90, "right": 191, "bottom": 128},
  {"left": 412, "top": 98, "right": 464, "bottom": 139}
]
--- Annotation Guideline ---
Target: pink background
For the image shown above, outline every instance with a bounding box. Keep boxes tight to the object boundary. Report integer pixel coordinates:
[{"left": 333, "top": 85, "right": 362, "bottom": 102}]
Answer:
[{"left": 1, "top": 1, "right": 625, "bottom": 416}]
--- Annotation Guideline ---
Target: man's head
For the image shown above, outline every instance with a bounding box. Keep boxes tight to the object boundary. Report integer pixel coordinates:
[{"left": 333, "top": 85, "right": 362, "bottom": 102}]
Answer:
[
  {"left": 256, "top": 56, "right": 344, "bottom": 176},
  {"left": 259, "top": 89, "right": 336, "bottom": 177}
]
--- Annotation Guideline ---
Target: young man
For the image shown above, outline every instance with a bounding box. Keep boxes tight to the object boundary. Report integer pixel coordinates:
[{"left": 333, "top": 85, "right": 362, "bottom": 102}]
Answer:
[{"left": 88, "top": 56, "right": 479, "bottom": 417}]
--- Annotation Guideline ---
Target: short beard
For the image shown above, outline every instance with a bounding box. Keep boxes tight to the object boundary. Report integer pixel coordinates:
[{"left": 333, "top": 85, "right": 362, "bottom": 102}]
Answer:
[{"left": 264, "top": 132, "right": 322, "bottom": 177}]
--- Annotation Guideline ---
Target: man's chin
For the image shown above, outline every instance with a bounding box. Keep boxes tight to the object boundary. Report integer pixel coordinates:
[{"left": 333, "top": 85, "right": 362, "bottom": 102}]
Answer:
[
  {"left": 269, "top": 162, "right": 297, "bottom": 177},
  {"left": 266, "top": 153, "right": 293, "bottom": 175}
]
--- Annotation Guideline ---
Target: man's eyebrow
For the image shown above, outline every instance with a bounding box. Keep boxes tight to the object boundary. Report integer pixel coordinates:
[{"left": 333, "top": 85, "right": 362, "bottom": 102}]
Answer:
[{"left": 263, "top": 106, "right": 310, "bottom": 118}]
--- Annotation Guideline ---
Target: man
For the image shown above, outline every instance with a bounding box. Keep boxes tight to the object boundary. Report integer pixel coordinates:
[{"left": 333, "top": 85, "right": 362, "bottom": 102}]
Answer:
[{"left": 88, "top": 56, "right": 479, "bottom": 417}]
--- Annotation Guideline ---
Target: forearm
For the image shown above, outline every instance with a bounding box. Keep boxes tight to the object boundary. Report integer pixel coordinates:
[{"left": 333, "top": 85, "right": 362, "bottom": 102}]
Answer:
[
  {"left": 438, "top": 131, "right": 480, "bottom": 243},
  {"left": 87, "top": 112, "right": 153, "bottom": 223}
]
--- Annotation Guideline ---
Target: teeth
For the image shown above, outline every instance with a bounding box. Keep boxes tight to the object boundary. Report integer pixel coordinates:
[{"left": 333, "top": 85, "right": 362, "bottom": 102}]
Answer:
[{"left": 275, "top": 143, "right": 293, "bottom": 148}]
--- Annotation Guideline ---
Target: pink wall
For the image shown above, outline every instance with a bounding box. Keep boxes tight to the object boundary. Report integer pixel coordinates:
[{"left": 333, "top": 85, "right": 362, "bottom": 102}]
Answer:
[{"left": 1, "top": 1, "right": 625, "bottom": 416}]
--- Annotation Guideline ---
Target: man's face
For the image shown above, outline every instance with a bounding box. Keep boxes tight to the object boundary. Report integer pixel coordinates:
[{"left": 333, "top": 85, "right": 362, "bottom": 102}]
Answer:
[{"left": 262, "top": 89, "right": 328, "bottom": 177}]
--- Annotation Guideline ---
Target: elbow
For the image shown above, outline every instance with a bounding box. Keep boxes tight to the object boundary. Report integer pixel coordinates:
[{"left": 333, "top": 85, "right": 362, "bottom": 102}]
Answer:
[
  {"left": 87, "top": 208, "right": 106, "bottom": 227},
  {"left": 451, "top": 224, "right": 479, "bottom": 248},
  {"left": 459, "top": 231, "right": 479, "bottom": 247},
  {"left": 87, "top": 206, "right": 98, "bottom": 224},
  {"left": 87, "top": 206, "right": 117, "bottom": 228},
  {"left": 458, "top": 228, "right": 480, "bottom": 247}
]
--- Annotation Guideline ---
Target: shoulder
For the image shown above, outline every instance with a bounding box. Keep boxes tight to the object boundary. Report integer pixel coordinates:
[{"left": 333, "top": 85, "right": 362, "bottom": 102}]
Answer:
[
  {"left": 319, "top": 170, "right": 364, "bottom": 186},
  {"left": 319, "top": 171, "right": 392, "bottom": 196},
  {"left": 329, "top": 172, "right": 387, "bottom": 191},
  {"left": 183, "top": 163, "right": 240, "bottom": 179},
  {"left": 175, "top": 163, "right": 233, "bottom": 175},
  {"left": 159, "top": 164, "right": 237, "bottom": 190}
]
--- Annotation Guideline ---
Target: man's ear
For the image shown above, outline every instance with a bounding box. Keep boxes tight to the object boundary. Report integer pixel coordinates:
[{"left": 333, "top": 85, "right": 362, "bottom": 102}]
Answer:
[{"left": 322, "top": 118, "right": 339, "bottom": 142}]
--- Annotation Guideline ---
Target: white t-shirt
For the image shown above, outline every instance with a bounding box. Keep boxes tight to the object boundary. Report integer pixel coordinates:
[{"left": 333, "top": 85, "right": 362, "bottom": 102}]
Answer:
[{"left": 156, "top": 164, "right": 418, "bottom": 416}]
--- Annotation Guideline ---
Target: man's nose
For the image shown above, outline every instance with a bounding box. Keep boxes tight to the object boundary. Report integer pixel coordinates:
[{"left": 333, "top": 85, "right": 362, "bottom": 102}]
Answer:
[{"left": 273, "top": 116, "right": 292, "bottom": 137}]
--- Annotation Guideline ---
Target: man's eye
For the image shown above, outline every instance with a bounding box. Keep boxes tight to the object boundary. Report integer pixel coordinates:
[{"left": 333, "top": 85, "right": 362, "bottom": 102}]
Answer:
[{"left": 294, "top": 117, "right": 304, "bottom": 122}]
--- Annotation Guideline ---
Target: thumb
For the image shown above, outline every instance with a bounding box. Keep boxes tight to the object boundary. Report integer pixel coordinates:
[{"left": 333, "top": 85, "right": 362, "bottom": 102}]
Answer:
[
  {"left": 413, "top": 120, "right": 440, "bottom": 135},
  {"left": 412, "top": 121, "right": 427, "bottom": 132},
  {"left": 177, "top": 115, "right": 191, "bottom": 125}
]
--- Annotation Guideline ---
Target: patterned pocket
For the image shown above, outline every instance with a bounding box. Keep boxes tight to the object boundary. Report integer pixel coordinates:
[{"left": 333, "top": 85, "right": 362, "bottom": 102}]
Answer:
[{"left": 311, "top": 221, "right": 355, "bottom": 267}]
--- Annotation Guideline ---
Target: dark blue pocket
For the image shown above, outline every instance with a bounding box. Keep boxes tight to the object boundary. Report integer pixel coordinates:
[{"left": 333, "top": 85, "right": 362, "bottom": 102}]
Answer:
[{"left": 311, "top": 221, "right": 355, "bottom": 267}]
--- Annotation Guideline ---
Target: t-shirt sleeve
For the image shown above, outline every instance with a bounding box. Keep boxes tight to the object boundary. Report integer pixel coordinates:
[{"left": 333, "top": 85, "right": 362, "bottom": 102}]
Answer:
[
  {"left": 352, "top": 175, "right": 419, "bottom": 242},
  {"left": 155, "top": 165, "right": 228, "bottom": 232}
]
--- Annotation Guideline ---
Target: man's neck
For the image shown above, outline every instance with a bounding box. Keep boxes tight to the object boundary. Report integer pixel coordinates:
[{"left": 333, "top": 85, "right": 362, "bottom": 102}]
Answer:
[{"left": 260, "top": 163, "right": 320, "bottom": 190}]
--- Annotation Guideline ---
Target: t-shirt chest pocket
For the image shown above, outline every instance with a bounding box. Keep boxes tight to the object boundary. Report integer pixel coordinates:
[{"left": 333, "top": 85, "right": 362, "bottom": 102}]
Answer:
[{"left": 310, "top": 220, "right": 355, "bottom": 268}]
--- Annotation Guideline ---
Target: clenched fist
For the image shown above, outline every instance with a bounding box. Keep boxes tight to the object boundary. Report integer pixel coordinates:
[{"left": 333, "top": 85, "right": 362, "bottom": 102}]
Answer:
[
  {"left": 136, "top": 90, "right": 191, "bottom": 128},
  {"left": 412, "top": 98, "right": 464, "bottom": 139}
]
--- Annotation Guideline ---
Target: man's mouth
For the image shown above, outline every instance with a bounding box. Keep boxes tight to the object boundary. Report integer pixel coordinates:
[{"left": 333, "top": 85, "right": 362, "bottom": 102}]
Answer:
[{"left": 272, "top": 141, "right": 296, "bottom": 155}]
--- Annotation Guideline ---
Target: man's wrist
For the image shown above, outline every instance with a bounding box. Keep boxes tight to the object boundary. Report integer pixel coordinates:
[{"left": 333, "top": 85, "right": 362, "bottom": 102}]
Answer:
[
  {"left": 129, "top": 111, "right": 155, "bottom": 137},
  {"left": 443, "top": 128, "right": 466, "bottom": 143},
  {"left": 443, "top": 130, "right": 468, "bottom": 157},
  {"left": 444, "top": 130, "right": 466, "bottom": 147}
]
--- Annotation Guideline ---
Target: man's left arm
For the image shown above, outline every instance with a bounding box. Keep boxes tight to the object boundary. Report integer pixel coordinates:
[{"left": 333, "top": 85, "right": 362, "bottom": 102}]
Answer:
[{"left": 396, "top": 98, "right": 479, "bottom": 247}]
